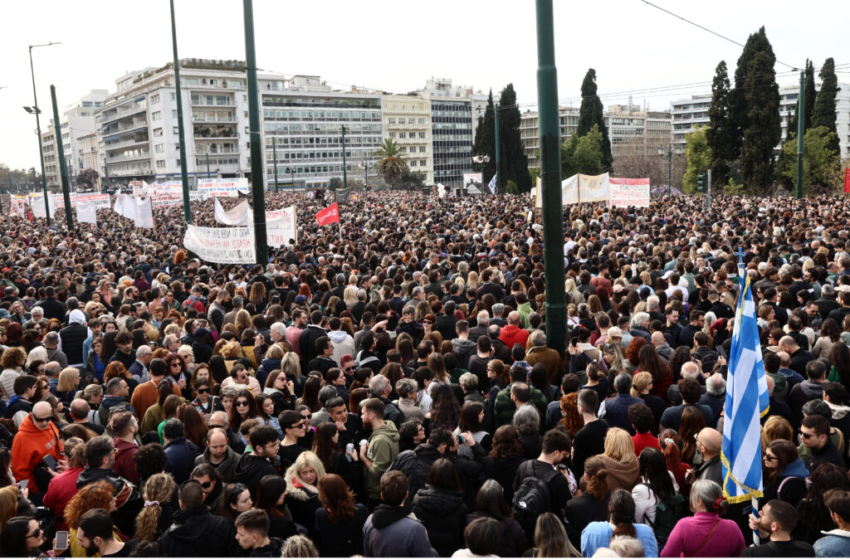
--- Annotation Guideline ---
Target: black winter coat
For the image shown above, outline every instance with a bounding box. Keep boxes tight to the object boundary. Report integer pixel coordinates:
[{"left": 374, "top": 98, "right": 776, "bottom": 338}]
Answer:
[
  {"left": 158, "top": 504, "right": 240, "bottom": 558},
  {"left": 411, "top": 485, "right": 468, "bottom": 557}
]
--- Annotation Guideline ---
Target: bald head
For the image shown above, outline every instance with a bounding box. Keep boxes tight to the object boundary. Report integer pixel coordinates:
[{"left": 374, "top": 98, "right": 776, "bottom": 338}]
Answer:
[
  {"left": 32, "top": 401, "right": 53, "bottom": 429},
  {"left": 69, "top": 398, "right": 90, "bottom": 422},
  {"left": 776, "top": 351, "right": 791, "bottom": 368},
  {"left": 651, "top": 332, "right": 666, "bottom": 347},
  {"left": 778, "top": 336, "right": 799, "bottom": 352},
  {"left": 698, "top": 428, "right": 722, "bottom": 458},
  {"left": 507, "top": 311, "right": 521, "bottom": 326}
]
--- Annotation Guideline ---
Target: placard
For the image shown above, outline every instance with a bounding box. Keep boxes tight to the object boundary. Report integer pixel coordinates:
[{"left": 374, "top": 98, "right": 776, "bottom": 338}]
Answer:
[
  {"left": 183, "top": 225, "right": 256, "bottom": 264},
  {"left": 266, "top": 206, "right": 298, "bottom": 247},
  {"left": 609, "top": 178, "right": 651, "bottom": 208},
  {"left": 197, "top": 178, "right": 249, "bottom": 198}
]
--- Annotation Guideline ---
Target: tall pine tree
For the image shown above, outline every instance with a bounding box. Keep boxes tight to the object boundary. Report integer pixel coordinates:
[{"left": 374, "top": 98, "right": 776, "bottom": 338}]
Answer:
[
  {"left": 777, "top": 59, "right": 814, "bottom": 189},
  {"left": 741, "top": 51, "right": 781, "bottom": 192},
  {"left": 706, "top": 61, "right": 735, "bottom": 187},
  {"left": 498, "top": 84, "right": 532, "bottom": 193},
  {"left": 804, "top": 59, "right": 816, "bottom": 130},
  {"left": 730, "top": 27, "right": 776, "bottom": 160},
  {"left": 812, "top": 58, "right": 841, "bottom": 156},
  {"left": 471, "top": 90, "right": 497, "bottom": 181},
  {"left": 577, "top": 69, "right": 613, "bottom": 172}
]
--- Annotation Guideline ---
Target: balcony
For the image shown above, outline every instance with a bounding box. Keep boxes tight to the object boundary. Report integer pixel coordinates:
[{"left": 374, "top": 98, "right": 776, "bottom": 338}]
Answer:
[
  {"left": 101, "top": 105, "right": 147, "bottom": 125},
  {"left": 104, "top": 135, "right": 149, "bottom": 151},
  {"left": 107, "top": 164, "right": 153, "bottom": 177},
  {"left": 193, "top": 125, "right": 238, "bottom": 139},
  {"left": 102, "top": 120, "right": 147, "bottom": 137},
  {"left": 107, "top": 152, "right": 151, "bottom": 163},
  {"left": 189, "top": 82, "right": 246, "bottom": 91},
  {"left": 192, "top": 115, "right": 237, "bottom": 123},
  {"left": 191, "top": 99, "right": 236, "bottom": 107}
]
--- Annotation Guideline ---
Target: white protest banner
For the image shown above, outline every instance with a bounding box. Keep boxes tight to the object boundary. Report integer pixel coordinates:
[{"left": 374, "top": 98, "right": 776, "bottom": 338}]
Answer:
[
  {"left": 609, "top": 177, "right": 650, "bottom": 208},
  {"left": 9, "top": 195, "right": 28, "bottom": 218},
  {"left": 561, "top": 173, "right": 610, "bottom": 205},
  {"left": 76, "top": 201, "right": 98, "bottom": 224},
  {"left": 150, "top": 186, "right": 184, "bottom": 208},
  {"left": 30, "top": 193, "right": 59, "bottom": 218},
  {"left": 129, "top": 180, "right": 150, "bottom": 197},
  {"left": 197, "top": 178, "right": 249, "bottom": 198},
  {"left": 189, "top": 192, "right": 207, "bottom": 202},
  {"left": 183, "top": 225, "right": 256, "bottom": 264},
  {"left": 113, "top": 194, "right": 133, "bottom": 219},
  {"left": 134, "top": 197, "right": 154, "bottom": 229},
  {"left": 215, "top": 198, "right": 251, "bottom": 226},
  {"left": 266, "top": 206, "right": 297, "bottom": 247}
]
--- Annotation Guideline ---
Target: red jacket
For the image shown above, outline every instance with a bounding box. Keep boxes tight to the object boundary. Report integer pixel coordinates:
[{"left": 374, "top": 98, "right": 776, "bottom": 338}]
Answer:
[
  {"left": 499, "top": 325, "right": 529, "bottom": 351},
  {"left": 113, "top": 437, "right": 141, "bottom": 487},
  {"left": 43, "top": 466, "right": 85, "bottom": 528},
  {"left": 631, "top": 431, "right": 661, "bottom": 457},
  {"left": 11, "top": 416, "right": 64, "bottom": 493}
]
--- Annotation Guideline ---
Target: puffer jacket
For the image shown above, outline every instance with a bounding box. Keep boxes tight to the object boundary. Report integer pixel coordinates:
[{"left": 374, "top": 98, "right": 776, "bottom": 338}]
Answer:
[
  {"left": 411, "top": 485, "right": 468, "bottom": 557},
  {"left": 284, "top": 471, "right": 321, "bottom": 536}
]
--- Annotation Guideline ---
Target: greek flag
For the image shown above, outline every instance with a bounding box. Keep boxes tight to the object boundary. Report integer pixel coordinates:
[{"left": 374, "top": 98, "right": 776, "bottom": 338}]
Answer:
[
  {"left": 487, "top": 173, "right": 497, "bottom": 195},
  {"left": 721, "top": 274, "right": 770, "bottom": 503}
]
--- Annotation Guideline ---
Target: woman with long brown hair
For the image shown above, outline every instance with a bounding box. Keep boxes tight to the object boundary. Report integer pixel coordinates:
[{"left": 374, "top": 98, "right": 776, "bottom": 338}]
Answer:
[
  {"left": 483, "top": 425, "right": 525, "bottom": 505},
  {"left": 315, "top": 473, "right": 368, "bottom": 556},
  {"left": 565, "top": 456, "right": 611, "bottom": 548},
  {"left": 659, "top": 428, "right": 691, "bottom": 491},
  {"left": 581, "top": 489, "right": 659, "bottom": 557},
  {"left": 678, "top": 406, "right": 706, "bottom": 465}
]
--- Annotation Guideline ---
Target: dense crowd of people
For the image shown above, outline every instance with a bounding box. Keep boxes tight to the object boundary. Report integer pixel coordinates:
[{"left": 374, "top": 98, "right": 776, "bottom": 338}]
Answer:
[{"left": 0, "top": 189, "right": 850, "bottom": 557}]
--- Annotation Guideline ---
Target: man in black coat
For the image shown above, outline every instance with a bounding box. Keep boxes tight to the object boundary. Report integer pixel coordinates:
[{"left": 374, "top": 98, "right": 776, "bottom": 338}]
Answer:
[
  {"left": 298, "top": 310, "right": 327, "bottom": 369},
  {"left": 36, "top": 286, "right": 66, "bottom": 322},
  {"left": 159, "top": 480, "right": 240, "bottom": 557},
  {"left": 233, "top": 426, "right": 281, "bottom": 499},
  {"left": 163, "top": 419, "right": 201, "bottom": 485}
]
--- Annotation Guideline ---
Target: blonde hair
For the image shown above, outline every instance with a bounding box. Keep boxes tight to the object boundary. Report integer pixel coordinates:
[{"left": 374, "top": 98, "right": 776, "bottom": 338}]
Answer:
[
  {"left": 220, "top": 341, "right": 243, "bottom": 359},
  {"left": 604, "top": 427, "right": 637, "bottom": 463},
  {"left": 631, "top": 371, "right": 653, "bottom": 398},
  {"left": 286, "top": 451, "right": 326, "bottom": 493},
  {"left": 0, "top": 486, "right": 20, "bottom": 531},
  {"left": 25, "top": 347, "right": 48, "bottom": 369},
  {"left": 343, "top": 286, "right": 357, "bottom": 305},
  {"left": 281, "top": 351, "right": 302, "bottom": 382},
  {"left": 134, "top": 473, "right": 176, "bottom": 542},
  {"left": 57, "top": 368, "right": 81, "bottom": 392}
]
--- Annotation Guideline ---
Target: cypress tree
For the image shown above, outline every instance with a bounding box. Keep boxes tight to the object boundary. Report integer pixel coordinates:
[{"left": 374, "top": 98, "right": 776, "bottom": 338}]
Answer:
[
  {"left": 498, "top": 84, "right": 532, "bottom": 193},
  {"left": 471, "top": 90, "right": 497, "bottom": 181},
  {"left": 730, "top": 27, "right": 776, "bottom": 160},
  {"left": 804, "top": 59, "right": 816, "bottom": 130},
  {"left": 577, "top": 69, "right": 613, "bottom": 172},
  {"left": 812, "top": 58, "right": 841, "bottom": 156},
  {"left": 706, "top": 61, "right": 735, "bottom": 187},
  {"left": 741, "top": 51, "right": 781, "bottom": 191}
]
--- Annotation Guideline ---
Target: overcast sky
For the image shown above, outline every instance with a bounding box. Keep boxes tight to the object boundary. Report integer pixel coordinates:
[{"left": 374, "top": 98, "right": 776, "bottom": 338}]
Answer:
[{"left": 2, "top": 0, "right": 848, "bottom": 170}]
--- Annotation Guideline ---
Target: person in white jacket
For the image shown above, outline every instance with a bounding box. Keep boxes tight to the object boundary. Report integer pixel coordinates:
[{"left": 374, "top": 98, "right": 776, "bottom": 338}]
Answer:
[
  {"left": 327, "top": 317, "right": 355, "bottom": 367},
  {"left": 632, "top": 447, "right": 680, "bottom": 526}
]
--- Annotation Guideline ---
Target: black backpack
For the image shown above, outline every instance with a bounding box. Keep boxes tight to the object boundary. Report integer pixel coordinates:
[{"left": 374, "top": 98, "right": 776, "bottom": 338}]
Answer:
[
  {"left": 645, "top": 493, "right": 686, "bottom": 548},
  {"left": 512, "top": 460, "right": 558, "bottom": 532}
]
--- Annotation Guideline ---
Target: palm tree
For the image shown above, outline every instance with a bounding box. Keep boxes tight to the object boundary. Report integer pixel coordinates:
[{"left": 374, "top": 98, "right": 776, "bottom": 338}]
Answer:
[{"left": 373, "top": 138, "right": 408, "bottom": 186}]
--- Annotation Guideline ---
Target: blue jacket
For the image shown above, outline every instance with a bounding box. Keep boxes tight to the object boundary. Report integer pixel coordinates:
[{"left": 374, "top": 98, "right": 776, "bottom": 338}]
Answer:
[
  {"left": 815, "top": 530, "right": 850, "bottom": 557},
  {"left": 581, "top": 521, "right": 658, "bottom": 558},
  {"left": 164, "top": 436, "right": 200, "bottom": 485},
  {"left": 363, "top": 506, "right": 437, "bottom": 557},
  {"left": 602, "top": 394, "right": 643, "bottom": 435}
]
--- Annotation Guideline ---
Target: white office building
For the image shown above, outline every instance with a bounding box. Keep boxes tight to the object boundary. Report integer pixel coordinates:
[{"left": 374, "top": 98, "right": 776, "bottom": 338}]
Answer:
[{"left": 40, "top": 89, "right": 107, "bottom": 186}]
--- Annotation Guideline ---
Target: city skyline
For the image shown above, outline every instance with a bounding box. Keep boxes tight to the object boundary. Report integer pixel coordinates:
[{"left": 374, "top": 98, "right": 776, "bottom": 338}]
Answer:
[{"left": 2, "top": 0, "right": 848, "bottom": 170}]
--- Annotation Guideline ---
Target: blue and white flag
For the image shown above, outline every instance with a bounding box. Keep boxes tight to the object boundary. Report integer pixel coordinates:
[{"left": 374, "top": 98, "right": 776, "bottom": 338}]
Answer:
[
  {"left": 487, "top": 173, "right": 497, "bottom": 195},
  {"left": 721, "top": 274, "right": 770, "bottom": 503}
]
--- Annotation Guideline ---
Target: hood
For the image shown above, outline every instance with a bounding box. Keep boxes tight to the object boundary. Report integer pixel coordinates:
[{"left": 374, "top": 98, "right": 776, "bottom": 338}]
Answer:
[
  {"left": 413, "top": 444, "right": 443, "bottom": 462},
  {"left": 518, "top": 302, "right": 532, "bottom": 312},
  {"left": 17, "top": 415, "right": 56, "bottom": 438},
  {"left": 283, "top": 471, "right": 318, "bottom": 501},
  {"left": 372, "top": 421, "right": 400, "bottom": 443},
  {"left": 234, "top": 453, "right": 274, "bottom": 480},
  {"left": 371, "top": 505, "right": 413, "bottom": 530},
  {"left": 327, "top": 330, "right": 349, "bottom": 343},
  {"left": 260, "top": 358, "right": 282, "bottom": 370},
  {"left": 827, "top": 400, "right": 850, "bottom": 420},
  {"left": 800, "top": 380, "right": 824, "bottom": 400},
  {"left": 501, "top": 324, "right": 522, "bottom": 334},
  {"left": 102, "top": 395, "right": 129, "bottom": 408},
  {"left": 414, "top": 485, "right": 464, "bottom": 515},
  {"left": 113, "top": 437, "right": 138, "bottom": 453},
  {"left": 452, "top": 338, "right": 477, "bottom": 351},
  {"left": 781, "top": 457, "right": 810, "bottom": 479},
  {"left": 821, "top": 529, "right": 850, "bottom": 539},
  {"left": 76, "top": 467, "right": 121, "bottom": 491},
  {"left": 69, "top": 310, "right": 87, "bottom": 326},
  {"left": 170, "top": 504, "right": 211, "bottom": 537},
  {"left": 252, "top": 538, "right": 283, "bottom": 556}
]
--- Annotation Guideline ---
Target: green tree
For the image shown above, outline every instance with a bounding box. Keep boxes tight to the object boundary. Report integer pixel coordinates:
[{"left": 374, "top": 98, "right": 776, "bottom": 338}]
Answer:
[
  {"left": 777, "top": 60, "right": 816, "bottom": 189},
  {"left": 498, "top": 84, "right": 532, "bottom": 193},
  {"left": 398, "top": 169, "right": 426, "bottom": 191},
  {"left": 328, "top": 177, "right": 343, "bottom": 190},
  {"left": 682, "top": 127, "right": 712, "bottom": 194},
  {"left": 706, "top": 61, "right": 735, "bottom": 188},
  {"left": 373, "top": 138, "right": 408, "bottom": 187},
  {"left": 741, "top": 51, "right": 781, "bottom": 192},
  {"left": 471, "top": 90, "right": 497, "bottom": 181},
  {"left": 505, "top": 180, "right": 519, "bottom": 195},
  {"left": 76, "top": 168, "right": 100, "bottom": 190},
  {"left": 577, "top": 69, "right": 613, "bottom": 172},
  {"left": 730, "top": 27, "right": 777, "bottom": 159},
  {"left": 780, "top": 126, "right": 842, "bottom": 195},
  {"left": 561, "top": 125, "right": 604, "bottom": 178},
  {"left": 803, "top": 59, "right": 816, "bottom": 130},
  {"left": 812, "top": 58, "right": 841, "bottom": 156}
]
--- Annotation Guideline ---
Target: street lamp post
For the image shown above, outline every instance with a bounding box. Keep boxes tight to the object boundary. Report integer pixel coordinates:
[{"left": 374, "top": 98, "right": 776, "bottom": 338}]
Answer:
[
  {"left": 359, "top": 161, "right": 371, "bottom": 190},
  {"left": 27, "top": 41, "right": 60, "bottom": 224},
  {"left": 273, "top": 137, "right": 278, "bottom": 191},
  {"left": 471, "top": 155, "right": 490, "bottom": 196}
]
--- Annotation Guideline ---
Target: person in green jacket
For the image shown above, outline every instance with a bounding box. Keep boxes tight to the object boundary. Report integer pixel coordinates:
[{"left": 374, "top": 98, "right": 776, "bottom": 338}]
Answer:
[
  {"left": 516, "top": 294, "right": 533, "bottom": 330},
  {"left": 493, "top": 366, "right": 548, "bottom": 428},
  {"left": 359, "top": 398, "right": 400, "bottom": 509}
]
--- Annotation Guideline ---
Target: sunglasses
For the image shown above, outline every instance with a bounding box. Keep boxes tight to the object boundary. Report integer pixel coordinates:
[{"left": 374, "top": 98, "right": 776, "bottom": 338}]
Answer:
[
  {"left": 764, "top": 454, "right": 777, "bottom": 461},
  {"left": 33, "top": 415, "right": 52, "bottom": 423},
  {"left": 199, "top": 480, "right": 213, "bottom": 489},
  {"left": 423, "top": 320, "right": 433, "bottom": 324},
  {"left": 800, "top": 432, "right": 815, "bottom": 439},
  {"left": 25, "top": 527, "right": 43, "bottom": 539},
  {"left": 197, "top": 388, "right": 210, "bottom": 394},
  {"left": 344, "top": 367, "right": 354, "bottom": 372},
  {"left": 229, "top": 483, "right": 246, "bottom": 501},
  {"left": 209, "top": 424, "right": 225, "bottom": 430},
  {"left": 235, "top": 401, "right": 250, "bottom": 407},
  {"left": 170, "top": 363, "right": 182, "bottom": 368},
  {"left": 301, "top": 415, "right": 311, "bottom": 421}
]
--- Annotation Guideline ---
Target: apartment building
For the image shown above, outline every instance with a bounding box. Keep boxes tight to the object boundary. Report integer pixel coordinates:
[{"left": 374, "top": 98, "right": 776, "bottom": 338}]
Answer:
[
  {"left": 40, "top": 89, "right": 107, "bottom": 185},
  {"left": 381, "top": 93, "right": 433, "bottom": 185}
]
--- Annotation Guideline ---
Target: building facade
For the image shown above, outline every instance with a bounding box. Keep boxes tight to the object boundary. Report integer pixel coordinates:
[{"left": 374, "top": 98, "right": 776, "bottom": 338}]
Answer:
[
  {"left": 259, "top": 75, "right": 383, "bottom": 189},
  {"left": 381, "top": 93, "right": 433, "bottom": 185},
  {"left": 78, "top": 133, "right": 99, "bottom": 189},
  {"left": 670, "top": 95, "right": 711, "bottom": 151},
  {"left": 40, "top": 89, "right": 107, "bottom": 186}
]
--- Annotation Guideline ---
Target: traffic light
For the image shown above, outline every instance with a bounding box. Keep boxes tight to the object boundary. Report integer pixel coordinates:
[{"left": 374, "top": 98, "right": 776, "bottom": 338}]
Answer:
[{"left": 697, "top": 174, "right": 705, "bottom": 192}]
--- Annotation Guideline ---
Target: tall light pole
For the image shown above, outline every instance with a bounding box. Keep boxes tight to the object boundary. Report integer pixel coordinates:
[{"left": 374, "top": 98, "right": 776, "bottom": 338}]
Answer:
[
  {"left": 28, "top": 41, "right": 60, "bottom": 224},
  {"left": 243, "top": 0, "right": 268, "bottom": 265},
  {"left": 272, "top": 137, "right": 278, "bottom": 190},
  {"left": 170, "top": 0, "right": 192, "bottom": 223}
]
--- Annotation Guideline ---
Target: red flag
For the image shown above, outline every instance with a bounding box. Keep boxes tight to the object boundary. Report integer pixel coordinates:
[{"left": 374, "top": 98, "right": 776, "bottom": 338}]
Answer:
[
  {"left": 315, "top": 202, "right": 340, "bottom": 226},
  {"left": 844, "top": 168, "right": 850, "bottom": 194}
]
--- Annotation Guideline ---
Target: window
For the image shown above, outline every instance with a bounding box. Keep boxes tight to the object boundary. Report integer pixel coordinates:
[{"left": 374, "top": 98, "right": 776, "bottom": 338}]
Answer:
[
  {"left": 419, "top": 132, "right": 426, "bottom": 139},
  {"left": 399, "top": 132, "right": 406, "bottom": 139},
  {"left": 151, "top": 94, "right": 160, "bottom": 104},
  {"left": 389, "top": 132, "right": 396, "bottom": 139},
  {"left": 172, "top": 110, "right": 177, "bottom": 119},
  {"left": 388, "top": 118, "right": 396, "bottom": 125},
  {"left": 171, "top": 93, "right": 176, "bottom": 101},
  {"left": 420, "top": 159, "right": 427, "bottom": 166},
  {"left": 156, "top": 159, "right": 165, "bottom": 169},
  {"left": 152, "top": 111, "right": 161, "bottom": 121},
  {"left": 419, "top": 146, "right": 426, "bottom": 153},
  {"left": 155, "top": 144, "right": 164, "bottom": 153},
  {"left": 410, "top": 160, "right": 416, "bottom": 167},
  {"left": 173, "top": 127, "right": 179, "bottom": 135},
  {"left": 419, "top": 118, "right": 425, "bottom": 125}
]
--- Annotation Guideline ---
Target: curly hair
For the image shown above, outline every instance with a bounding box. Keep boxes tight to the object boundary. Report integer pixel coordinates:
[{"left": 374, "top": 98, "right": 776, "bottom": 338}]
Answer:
[
  {"left": 559, "top": 393, "right": 584, "bottom": 436},
  {"left": 104, "top": 361, "right": 131, "bottom": 382},
  {"left": 134, "top": 473, "right": 175, "bottom": 542},
  {"left": 0, "top": 346, "right": 26, "bottom": 370},
  {"left": 489, "top": 425, "right": 523, "bottom": 460},
  {"left": 625, "top": 337, "right": 647, "bottom": 367},
  {"left": 64, "top": 480, "right": 114, "bottom": 530}
]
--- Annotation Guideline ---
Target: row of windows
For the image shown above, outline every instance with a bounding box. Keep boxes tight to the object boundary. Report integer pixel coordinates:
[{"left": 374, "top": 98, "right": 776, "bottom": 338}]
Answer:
[
  {"left": 263, "top": 109, "right": 381, "bottom": 120},
  {"left": 263, "top": 123, "right": 381, "bottom": 134},
  {"left": 387, "top": 117, "right": 427, "bottom": 125},
  {"left": 265, "top": 135, "right": 382, "bottom": 146},
  {"left": 263, "top": 97, "right": 380, "bottom": 109},
  {"left": 388, "top": 132, "right": 427, "bottom": 139}
]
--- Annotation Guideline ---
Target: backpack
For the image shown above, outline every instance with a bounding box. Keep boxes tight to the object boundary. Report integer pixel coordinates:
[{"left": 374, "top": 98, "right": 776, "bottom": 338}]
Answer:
[
  {"left": 645, "top": 492, "right": 686, "bottom": 548},
  {"left": 512, "top": 460, "right": 558, "bottom": 532}
]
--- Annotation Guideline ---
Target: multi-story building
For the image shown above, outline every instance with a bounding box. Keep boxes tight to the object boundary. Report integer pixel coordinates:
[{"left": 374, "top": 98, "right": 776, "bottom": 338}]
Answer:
[
  {"left": 78, "top": 133, "right": 99, "bottom": 189},
  {"left": 673, "top": 84, "right": 850, "bottom": 159},
  {"left": 381, "top": 93, "right": 433, "bottom": 185},
  {"left": 95, "top": 59, "right": 272, "bottom": 186},
  {"left": 670, "top": 95, "right": 711, "bottom": 151},
  {"left": 40, "top": 89, "right": 107, "bottom": 186},
  {"left": 521, "top": 105, "right": 671, "bottom": 168},
  {"left": 259, "top": 75, "right": 383, "bottom": 189}
]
